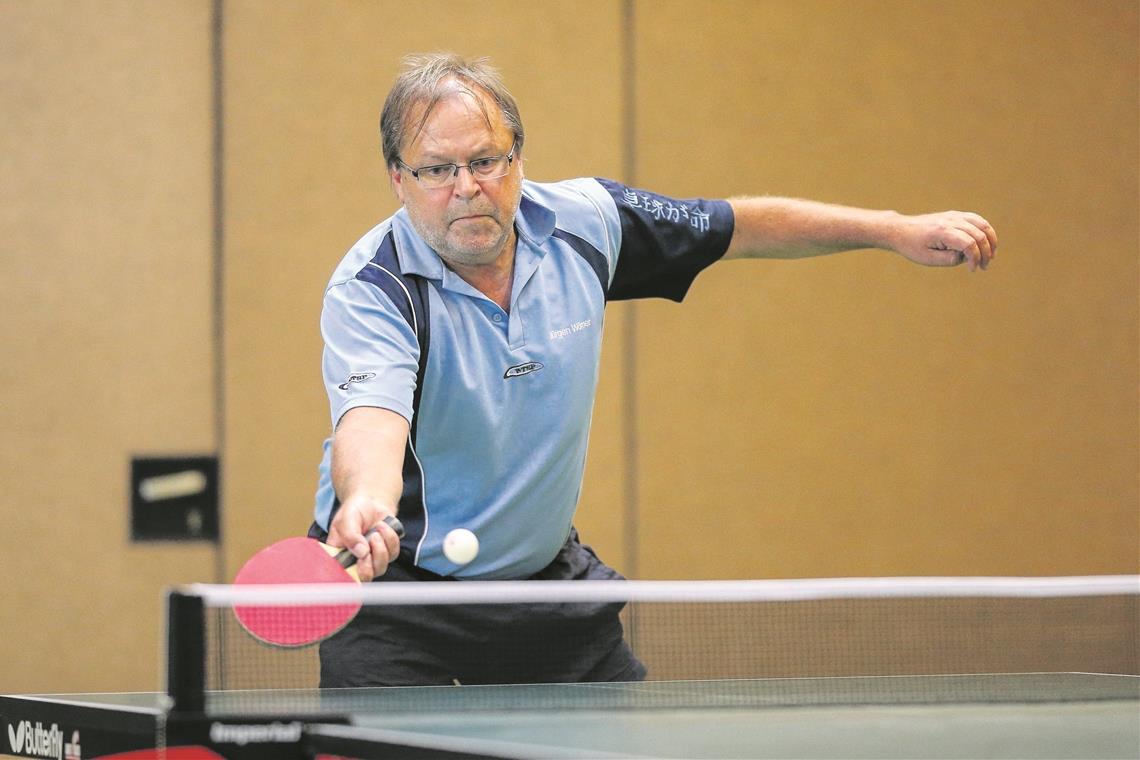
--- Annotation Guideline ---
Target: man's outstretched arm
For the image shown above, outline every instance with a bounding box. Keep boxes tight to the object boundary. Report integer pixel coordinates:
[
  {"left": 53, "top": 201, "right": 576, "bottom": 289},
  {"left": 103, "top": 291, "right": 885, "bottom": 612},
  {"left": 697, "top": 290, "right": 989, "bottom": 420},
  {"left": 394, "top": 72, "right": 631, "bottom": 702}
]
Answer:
[{"left": 724, "top": 197, "right": 997, "bottom": 271}]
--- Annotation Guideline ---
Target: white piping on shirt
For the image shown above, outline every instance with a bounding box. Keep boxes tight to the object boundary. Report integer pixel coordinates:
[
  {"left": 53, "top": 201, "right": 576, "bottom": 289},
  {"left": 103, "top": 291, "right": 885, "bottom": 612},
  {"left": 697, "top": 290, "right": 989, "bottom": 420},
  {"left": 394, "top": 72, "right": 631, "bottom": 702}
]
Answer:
[{"left": 363, "top": 261, "right": 431, "bottom": 564}]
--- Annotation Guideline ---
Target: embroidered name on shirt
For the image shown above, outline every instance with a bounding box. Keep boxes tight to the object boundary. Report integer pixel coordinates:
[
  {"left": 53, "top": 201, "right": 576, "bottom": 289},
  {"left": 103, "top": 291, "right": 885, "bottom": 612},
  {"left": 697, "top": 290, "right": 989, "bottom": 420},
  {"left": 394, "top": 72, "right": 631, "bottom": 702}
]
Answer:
[
  {"left": 549, "top": 319, "right": 593, "bottom": 340},
  {"left": 621, "top": 188, "right": 711, "bottom": 232},
  {"left": 504, "top": 362, "right": 544, "bottom": 379}
]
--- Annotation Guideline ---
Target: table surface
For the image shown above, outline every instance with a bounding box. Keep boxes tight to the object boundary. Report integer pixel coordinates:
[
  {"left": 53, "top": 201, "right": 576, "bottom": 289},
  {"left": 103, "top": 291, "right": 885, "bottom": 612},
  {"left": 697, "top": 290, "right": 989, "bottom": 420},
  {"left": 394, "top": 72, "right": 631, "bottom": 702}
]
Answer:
[{"left": 5, "top": 673, "right": 1139, "bottom": 759}]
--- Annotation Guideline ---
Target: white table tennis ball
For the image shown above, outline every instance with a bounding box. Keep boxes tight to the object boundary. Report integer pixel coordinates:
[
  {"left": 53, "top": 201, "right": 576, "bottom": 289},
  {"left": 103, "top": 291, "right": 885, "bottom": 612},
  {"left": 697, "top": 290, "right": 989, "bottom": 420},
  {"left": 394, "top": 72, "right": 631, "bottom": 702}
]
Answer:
[{"left": 443, "top": 528, "right": 479, "bottom": 565}]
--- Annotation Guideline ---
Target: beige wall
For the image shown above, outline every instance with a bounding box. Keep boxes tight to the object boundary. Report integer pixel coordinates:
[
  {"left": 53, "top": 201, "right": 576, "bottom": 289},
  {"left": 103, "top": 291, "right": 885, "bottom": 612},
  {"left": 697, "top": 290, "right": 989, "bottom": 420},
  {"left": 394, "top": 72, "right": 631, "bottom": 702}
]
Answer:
[
  {"left": 631, "top": 0, "right": 1140, "bottom": 578},
  {"left": 2, "top": 0, "right": 1136, "bottom": 693},
  {"left": 2, "top": 1, "right": 218, "bottom": 693}
]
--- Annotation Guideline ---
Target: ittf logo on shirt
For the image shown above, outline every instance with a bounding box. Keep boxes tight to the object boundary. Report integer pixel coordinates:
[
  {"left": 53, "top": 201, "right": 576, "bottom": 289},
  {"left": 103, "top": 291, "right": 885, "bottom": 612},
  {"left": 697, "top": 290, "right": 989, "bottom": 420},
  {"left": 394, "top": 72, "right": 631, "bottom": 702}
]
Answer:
[
  {"left": 504, "top": 362, "right": 543, "bottom": 379},
  {"left": 338, "top": 372, "right": 377, "bottom": 390}
]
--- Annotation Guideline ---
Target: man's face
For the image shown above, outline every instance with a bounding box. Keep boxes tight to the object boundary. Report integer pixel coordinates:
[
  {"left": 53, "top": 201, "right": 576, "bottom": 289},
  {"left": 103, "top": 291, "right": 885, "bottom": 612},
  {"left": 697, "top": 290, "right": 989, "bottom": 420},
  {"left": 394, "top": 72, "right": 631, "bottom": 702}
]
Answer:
[{"left": 391, "top": 86, "right": 523, "bottom": 270}]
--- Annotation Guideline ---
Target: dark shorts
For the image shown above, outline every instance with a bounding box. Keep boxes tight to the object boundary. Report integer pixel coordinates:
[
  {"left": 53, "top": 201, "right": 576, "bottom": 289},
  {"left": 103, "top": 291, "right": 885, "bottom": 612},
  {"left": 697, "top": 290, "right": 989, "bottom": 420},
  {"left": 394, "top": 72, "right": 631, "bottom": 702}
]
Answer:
[{"left": 312, "top": 527, "right": 647, "bottom": 687}]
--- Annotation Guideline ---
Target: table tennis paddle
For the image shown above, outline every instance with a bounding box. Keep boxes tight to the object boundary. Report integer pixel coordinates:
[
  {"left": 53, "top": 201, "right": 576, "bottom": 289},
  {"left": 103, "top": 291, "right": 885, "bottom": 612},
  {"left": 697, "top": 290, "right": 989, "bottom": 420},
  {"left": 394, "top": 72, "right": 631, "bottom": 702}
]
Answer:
[{"left": 232, "top": 515, "right": 404, "bottom": 648}]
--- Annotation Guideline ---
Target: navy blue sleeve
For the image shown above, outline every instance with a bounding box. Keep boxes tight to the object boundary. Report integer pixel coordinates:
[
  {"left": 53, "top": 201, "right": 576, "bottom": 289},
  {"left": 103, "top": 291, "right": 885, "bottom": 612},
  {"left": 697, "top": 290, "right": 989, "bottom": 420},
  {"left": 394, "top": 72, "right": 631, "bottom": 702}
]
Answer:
[{"left": 595, "top": 178, "right": 735, "bottom": 302}]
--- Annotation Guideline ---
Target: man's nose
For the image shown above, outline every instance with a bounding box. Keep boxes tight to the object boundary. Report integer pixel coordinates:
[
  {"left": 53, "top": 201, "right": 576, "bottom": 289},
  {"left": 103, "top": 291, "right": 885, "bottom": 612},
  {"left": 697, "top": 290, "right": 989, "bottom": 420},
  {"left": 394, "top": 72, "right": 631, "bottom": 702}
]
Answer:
[{"left": 452, "top": 165, "right": 481, "bottom": 198}]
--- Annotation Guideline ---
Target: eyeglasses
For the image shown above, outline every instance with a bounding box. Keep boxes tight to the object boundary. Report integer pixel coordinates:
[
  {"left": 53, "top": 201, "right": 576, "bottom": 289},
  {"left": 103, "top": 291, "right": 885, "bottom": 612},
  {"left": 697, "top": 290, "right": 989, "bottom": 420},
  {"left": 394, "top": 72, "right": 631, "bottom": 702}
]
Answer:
[{"left": 397, "top": 143, "right": 517, "bottom": 189}]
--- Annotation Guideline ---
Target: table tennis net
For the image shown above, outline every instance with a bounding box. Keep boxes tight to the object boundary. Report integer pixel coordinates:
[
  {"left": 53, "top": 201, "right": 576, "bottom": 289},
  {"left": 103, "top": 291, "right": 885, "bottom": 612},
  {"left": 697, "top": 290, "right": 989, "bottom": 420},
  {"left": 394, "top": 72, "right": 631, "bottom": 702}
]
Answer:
[{"left": 168, "top": 576, "right": 1138, "bottom": 713}]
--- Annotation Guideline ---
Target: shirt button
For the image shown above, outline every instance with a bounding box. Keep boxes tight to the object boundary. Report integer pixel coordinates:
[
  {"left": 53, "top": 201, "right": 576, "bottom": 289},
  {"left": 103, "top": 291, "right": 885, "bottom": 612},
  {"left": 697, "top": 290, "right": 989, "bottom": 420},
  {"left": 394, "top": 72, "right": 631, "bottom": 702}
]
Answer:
[{"left": 492, "top": 313, "right": 503, "bottom": 323}]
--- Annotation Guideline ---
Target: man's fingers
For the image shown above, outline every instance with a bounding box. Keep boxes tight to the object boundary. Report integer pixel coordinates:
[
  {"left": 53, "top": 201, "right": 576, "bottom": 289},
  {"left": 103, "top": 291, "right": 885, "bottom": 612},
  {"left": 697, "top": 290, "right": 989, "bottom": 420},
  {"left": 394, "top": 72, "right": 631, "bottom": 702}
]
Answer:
[
  {"left": 958, "top": 218, "right": 995, "bottom": 270},
  {"left": 327, "top": 524, "right": 364, "bottom": 559},
  {"left": 931, "top": 229, "right": 979, "bottom": 270},
  {"left": 914, "top": 211, "right": 997, "bottom": 272},
  {"left": 329, "top": 513, "right": 376, "bottom": 581},
  {"left": 327, "top": 504, "right": 405, "bottom": 581},
  {"left": 963, "top": 212, "right": 998, "bottom": 255},
  {"left": 378, "top": 517, "right": 403, "bottom": 558},
  {"left": 353, "top": 517, "right": 402, "bottom": 581},
  {"left": 952, "top": 213, "right": 997, "bottom": 270},
  {"left": 333, "top": 527, "right": 374, "bottom": 582},
  {"left": 959, "top": 228, "right": 985, "bottom": 271},
  {"left": 367, "top": 529, "right": 391, "bottom": 577}
]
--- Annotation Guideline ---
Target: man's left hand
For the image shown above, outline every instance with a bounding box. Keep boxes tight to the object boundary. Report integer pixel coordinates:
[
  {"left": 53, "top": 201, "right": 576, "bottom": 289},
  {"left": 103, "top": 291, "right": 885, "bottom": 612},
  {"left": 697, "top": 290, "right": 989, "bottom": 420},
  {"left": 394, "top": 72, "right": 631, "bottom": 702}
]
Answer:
[{"left": 890, "top": 211, "right": 998, "bottom": 271}]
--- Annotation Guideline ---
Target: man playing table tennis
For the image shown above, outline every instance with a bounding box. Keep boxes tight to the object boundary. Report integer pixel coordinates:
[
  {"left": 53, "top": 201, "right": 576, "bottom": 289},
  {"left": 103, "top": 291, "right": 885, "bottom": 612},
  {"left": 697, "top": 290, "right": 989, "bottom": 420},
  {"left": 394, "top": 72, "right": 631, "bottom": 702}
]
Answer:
[{"left": 310, "top": 53, "right": 996, "bottom": 687}]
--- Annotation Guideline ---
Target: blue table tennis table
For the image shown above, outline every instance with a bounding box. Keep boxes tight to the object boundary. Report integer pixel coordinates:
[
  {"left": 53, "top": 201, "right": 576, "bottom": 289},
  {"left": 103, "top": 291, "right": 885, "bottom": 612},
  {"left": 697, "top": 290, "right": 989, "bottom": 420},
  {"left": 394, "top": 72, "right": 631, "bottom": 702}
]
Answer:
[{"left": 3, "top": 672, "right": 1137, "bottom": 758}]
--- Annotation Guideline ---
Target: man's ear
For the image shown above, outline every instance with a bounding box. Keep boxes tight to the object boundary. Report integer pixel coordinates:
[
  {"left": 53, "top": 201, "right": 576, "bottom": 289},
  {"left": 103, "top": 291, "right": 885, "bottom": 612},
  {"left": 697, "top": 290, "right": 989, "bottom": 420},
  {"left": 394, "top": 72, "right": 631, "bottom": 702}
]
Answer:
[{"left": 390, "top": 164, "right": 406, "bottom": 204}]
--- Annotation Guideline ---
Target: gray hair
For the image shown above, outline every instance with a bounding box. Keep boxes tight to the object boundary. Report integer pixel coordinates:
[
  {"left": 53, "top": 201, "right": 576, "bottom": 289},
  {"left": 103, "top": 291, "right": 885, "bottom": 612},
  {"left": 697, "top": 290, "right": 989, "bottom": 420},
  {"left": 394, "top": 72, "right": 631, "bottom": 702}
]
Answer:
[{"left": 380, "top": 53, "right": 525, "bottom": 169}]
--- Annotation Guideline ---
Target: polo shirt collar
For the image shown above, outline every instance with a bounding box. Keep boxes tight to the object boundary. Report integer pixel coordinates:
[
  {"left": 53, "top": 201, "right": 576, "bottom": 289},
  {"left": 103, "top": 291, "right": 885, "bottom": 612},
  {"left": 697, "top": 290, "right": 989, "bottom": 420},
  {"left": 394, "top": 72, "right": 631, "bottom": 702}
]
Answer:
[{"left": 514, "top": 186, "right": 556, "bottom": 246}]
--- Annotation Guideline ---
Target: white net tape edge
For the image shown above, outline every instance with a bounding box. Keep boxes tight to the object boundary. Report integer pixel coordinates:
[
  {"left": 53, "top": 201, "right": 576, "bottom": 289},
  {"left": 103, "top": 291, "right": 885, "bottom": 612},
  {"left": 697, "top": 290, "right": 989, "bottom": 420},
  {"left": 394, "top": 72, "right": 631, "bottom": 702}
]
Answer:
[{"left": 183, "top": 575, "right": 1140, "bottom": 608}]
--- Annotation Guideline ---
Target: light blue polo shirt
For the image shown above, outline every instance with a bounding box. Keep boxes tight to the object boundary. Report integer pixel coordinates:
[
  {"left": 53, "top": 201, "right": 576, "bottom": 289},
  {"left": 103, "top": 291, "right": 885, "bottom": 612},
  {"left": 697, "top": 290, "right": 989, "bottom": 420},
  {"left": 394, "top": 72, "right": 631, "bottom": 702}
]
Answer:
[{"left": 314, "top": 177, "right": 734, "bottom": 579}]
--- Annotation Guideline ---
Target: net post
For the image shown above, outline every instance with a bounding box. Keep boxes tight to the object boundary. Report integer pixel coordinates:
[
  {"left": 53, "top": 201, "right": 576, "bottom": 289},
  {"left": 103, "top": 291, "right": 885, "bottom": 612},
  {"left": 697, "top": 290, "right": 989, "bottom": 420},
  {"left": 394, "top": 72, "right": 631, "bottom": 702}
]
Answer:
[{"left": 165, "top": 587, "right": 206, "bottom": 713}]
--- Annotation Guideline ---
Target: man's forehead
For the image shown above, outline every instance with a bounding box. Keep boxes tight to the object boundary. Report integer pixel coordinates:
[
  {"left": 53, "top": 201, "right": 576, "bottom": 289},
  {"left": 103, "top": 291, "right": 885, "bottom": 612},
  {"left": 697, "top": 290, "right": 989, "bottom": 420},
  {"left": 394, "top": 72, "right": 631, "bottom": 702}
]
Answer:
[{"left": 402, "top": 82, "right": 509, "bottom": 157}]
